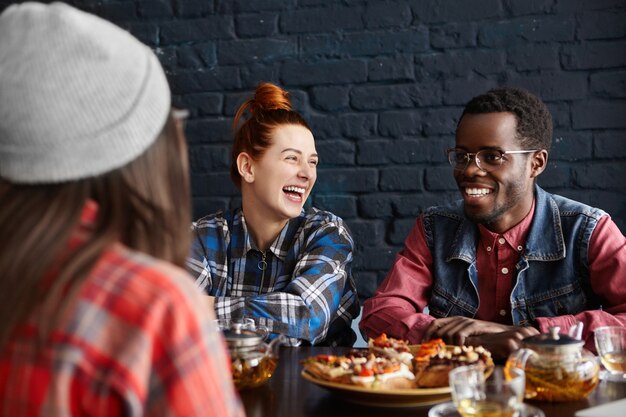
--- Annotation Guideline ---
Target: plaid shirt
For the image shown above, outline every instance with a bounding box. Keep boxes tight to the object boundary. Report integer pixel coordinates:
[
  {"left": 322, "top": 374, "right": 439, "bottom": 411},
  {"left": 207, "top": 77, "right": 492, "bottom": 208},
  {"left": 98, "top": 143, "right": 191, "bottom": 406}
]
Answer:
[
  {"left": 187, "top": 207, "right": 360, "bottom": 346},
  {"left": 0, "top": 203, "right": 244, "bottom": 417}
]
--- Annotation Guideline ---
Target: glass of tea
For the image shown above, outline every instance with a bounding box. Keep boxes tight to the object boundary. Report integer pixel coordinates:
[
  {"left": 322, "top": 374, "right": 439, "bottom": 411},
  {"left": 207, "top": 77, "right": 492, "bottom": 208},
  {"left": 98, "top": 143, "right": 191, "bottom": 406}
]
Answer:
[
  {"left": 594, "top": 326, "right": 626, "bottom": 382},
  {"left": 449, "top": 365, "right": 526, "bottom": 417}
]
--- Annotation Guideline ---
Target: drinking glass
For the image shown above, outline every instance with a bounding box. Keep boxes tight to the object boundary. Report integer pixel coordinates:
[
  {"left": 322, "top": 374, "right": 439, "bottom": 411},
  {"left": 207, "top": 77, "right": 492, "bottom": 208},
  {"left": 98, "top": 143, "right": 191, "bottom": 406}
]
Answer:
[
  {"left": 594, "top": 326, "right": 626, "bottom": 382},
  {"left": 449, "top": 365, "right": 525, "bottom": 417},
  {"left": 214, "top": 317, "right": 270, "bottom": 340},
  {"left": 428, "top": 401, "right": 545, "bottom": 417},
  {"left": 214, "top": 317, "right": 256, "bottom": 331}
]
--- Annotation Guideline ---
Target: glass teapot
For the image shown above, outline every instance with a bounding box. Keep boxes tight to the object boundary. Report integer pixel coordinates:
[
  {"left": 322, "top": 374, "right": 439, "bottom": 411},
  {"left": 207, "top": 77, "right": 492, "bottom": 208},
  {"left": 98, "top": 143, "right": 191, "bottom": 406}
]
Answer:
[
  {"left": 219, "top": 319, "right": 284, "bottom": 390},
  {"left": 505, "top": 326, "right": 599, "bottom": 402}
]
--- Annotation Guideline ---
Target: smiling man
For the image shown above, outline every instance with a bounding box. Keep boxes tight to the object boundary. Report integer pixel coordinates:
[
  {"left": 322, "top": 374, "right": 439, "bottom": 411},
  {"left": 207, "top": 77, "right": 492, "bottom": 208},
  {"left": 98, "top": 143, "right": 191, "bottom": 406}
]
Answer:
[{"left": 360, "top": 87, "right": 626, "bottom": 359}]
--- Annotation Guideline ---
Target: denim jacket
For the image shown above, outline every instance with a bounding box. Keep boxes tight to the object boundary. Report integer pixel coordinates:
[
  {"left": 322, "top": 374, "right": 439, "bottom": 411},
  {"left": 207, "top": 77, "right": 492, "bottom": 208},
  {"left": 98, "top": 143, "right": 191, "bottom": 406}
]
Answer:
[{"left": 423, "top": 185, "right": 606, "bottom": 326}]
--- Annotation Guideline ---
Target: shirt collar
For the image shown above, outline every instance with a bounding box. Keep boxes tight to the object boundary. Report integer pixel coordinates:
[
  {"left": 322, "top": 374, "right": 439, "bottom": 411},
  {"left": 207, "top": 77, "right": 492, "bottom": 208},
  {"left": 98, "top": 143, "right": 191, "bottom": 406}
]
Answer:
[
  {"left": 70, "top": 199, "right": 98, "bottom": 247},
  {"left": 43, "top": 200, "right": 98, "bottom": 287},
  {"left": 231, "top": 208, "right": 305, "bottom": 261},
  {"left": 81, "top": 199, "right": 98, "bottom": 224},
  {"left": 478, "top": 198, "right": 536, "bottom": 251}
]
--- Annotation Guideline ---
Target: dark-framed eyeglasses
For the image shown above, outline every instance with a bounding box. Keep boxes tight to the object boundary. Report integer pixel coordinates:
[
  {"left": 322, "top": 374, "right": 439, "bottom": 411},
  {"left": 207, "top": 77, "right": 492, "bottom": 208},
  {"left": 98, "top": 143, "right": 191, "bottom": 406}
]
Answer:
[{"left": 446, "top": 148, "right": 539, "bottom": 172}]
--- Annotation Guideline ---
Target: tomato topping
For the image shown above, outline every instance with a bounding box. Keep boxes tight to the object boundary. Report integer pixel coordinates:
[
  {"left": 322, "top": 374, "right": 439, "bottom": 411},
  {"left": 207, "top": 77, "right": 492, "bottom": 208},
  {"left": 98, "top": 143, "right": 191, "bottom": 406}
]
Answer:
[
  {"left": 358, "top": 367, "right": 374, "bottom": 377},
  {"left": 415, "top": 339, "right": 445, "bottom": 360},
  {"left": 373, "top": 333, "right": 389, "bottom": 347}
]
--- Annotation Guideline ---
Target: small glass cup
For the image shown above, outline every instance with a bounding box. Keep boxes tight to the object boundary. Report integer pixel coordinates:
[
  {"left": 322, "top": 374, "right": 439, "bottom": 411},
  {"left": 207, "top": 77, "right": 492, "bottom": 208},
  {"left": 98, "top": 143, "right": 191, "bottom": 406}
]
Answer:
[
  {"left": 213, "top": 317, "right": 269, "bottom": 340},
  {"left": 428, "top": 401, "right": 545, "bottom": 417},
  {"left": 449, "top": 365, "right": 525, "bottom": 417},
  {"left": 594, "top": 326, "right": 626, "bottom": 382},
  {"left": 214, "top": 317, "right": 255, "bottom": 331}
]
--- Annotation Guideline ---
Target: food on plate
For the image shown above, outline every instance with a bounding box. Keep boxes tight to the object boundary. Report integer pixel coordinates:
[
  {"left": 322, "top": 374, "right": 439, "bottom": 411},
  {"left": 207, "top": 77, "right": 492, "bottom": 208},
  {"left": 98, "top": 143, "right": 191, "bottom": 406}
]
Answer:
[
  {"left": 301, "top": 334, "right": 493, "bottom": 390},
  {"left": 414, "top": 338, "right": 446, "bottom": 361},
  {"left": 302, "top": 350, "right": 415, "bottom": 389},
  {"left": 368, "top": 333, "right": 414, "bottom": 367},
  {"left": 301, "top": 353, "right": 354, "bottom": 384},
  {"left": 413, "top": 341, "right": 494, "bottom": 388}
]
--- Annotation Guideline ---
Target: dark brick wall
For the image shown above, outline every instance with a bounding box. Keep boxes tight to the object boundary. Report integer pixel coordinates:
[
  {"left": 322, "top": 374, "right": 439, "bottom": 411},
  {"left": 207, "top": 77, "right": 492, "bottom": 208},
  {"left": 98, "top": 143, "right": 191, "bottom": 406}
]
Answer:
[{"left": 4, "top": 0, "right": 625, "bottom": 300}]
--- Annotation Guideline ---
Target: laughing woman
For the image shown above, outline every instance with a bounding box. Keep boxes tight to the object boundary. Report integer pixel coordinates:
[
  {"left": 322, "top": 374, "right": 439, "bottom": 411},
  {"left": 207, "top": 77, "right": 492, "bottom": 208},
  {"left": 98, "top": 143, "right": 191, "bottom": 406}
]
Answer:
[{"left": 187, "top": 82, "right": 360, "bottom": 346}]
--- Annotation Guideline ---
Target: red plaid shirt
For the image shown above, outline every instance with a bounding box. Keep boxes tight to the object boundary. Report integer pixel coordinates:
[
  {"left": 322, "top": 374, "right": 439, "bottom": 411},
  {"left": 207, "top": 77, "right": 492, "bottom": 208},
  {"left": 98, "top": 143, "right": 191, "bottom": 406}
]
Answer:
[{"left": 0, "top": 202, "right": 244, "bottom": 417}]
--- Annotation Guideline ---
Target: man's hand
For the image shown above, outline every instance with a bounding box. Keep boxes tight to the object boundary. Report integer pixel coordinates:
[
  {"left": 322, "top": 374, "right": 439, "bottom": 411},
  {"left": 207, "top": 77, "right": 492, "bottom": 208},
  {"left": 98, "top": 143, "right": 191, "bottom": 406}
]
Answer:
[
  {"left": 465, "top": 329, "right": 539, "bottom": 360},
  {"left": 423, "top": 317, "right": 539, "bottom": 360},
  {"left": 423, "top": 317, "right": 513, "bottom": 345}
]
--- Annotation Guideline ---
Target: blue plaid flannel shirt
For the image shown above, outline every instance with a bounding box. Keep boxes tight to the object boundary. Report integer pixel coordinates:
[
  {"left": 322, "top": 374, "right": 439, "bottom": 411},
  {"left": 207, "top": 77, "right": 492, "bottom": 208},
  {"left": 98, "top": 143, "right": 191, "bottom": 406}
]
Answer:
[{"left": 187, "top": 207, "right": 360, "bottom": 346}]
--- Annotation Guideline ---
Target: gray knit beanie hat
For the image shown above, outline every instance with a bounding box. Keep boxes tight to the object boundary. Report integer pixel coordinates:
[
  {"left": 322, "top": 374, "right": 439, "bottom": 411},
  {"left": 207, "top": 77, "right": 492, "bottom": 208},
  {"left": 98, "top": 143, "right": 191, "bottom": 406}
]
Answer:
[{"left": 0, "top": 2, "right": 171, "bottom": 184}]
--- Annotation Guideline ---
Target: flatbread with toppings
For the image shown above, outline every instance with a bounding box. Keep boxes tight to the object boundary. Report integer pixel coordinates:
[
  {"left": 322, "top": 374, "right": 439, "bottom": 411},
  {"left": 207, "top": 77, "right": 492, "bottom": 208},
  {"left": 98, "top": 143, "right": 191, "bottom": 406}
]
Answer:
[
  {"left": 412, "top": 339, "right": 494, "bottom": 388},
  {"left": 368, "top": 333, "right": 414, "bottom": 367},
  {"left": 302, "top": 354, "right": 354, "bottom": 384},
  {"left": 302, "top": 350, "right": 415, "bottom": 389}
]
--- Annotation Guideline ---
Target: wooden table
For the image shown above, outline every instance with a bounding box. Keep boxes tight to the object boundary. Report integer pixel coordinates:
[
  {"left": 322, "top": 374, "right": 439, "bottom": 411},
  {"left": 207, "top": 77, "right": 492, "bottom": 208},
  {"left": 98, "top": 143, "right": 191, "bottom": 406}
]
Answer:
[{"left": 239, "top": 346, "right": 626, "bottom": 417}]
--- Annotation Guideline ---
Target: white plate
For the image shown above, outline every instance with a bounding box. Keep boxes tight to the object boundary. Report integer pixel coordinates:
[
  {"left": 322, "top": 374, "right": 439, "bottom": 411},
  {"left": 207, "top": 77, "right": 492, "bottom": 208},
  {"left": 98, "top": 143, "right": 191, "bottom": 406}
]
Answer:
[{"left": 428, "top": 401, "right": 545, "bottom": 417}]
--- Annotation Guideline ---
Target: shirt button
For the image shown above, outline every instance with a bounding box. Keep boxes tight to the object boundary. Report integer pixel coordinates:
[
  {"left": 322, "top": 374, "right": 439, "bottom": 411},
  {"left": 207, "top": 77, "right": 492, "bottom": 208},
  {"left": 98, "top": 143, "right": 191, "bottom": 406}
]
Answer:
[
  {"left": 486, "top": 246, "right": 492, "bottom": 252},
  {"left": 517, "top": 245, "right": 523, "bottom": 251},
  {"left": 501, "top": 267, "right": 509, "bottom": 274},
  {"left": 499, "top": 309, "right": 507, "bottom": 316},
  {"left": 498, "top": 238, "right": 506, "bottom": 245}
]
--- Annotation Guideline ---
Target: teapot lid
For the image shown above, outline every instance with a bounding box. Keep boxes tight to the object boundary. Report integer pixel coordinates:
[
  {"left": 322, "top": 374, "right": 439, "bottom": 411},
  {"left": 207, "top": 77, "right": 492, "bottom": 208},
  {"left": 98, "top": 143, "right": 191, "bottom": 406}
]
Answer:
[
  {"left": 222, "top": 322, "right": 264, "bottom": 348},
  {"left": 523, "top": 326, "right": 584, "bottom": 350}
]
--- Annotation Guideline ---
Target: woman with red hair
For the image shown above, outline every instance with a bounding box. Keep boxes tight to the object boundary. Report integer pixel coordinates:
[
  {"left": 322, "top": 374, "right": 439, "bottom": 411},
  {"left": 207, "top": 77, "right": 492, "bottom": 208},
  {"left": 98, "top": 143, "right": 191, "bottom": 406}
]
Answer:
[{"left": 187, "top": 82, "right": 359, "bottom": 347}]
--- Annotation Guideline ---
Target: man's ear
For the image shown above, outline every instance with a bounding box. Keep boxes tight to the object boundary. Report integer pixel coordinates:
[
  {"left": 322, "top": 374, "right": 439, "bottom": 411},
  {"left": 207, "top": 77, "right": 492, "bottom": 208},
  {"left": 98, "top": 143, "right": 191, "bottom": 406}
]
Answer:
[
  {"left": 236, "top": 152, "right": 255, "bottom": 184},
  {"left": 530, "top": 149, "right": 548, "bottom": 179}
]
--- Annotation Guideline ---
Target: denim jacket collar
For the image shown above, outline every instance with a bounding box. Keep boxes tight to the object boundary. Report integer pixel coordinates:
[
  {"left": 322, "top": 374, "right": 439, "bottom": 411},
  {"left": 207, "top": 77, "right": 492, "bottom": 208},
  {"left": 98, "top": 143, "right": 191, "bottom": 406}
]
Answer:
[{"left": 523, "top": 185, "right": 566, "bottom": 261}]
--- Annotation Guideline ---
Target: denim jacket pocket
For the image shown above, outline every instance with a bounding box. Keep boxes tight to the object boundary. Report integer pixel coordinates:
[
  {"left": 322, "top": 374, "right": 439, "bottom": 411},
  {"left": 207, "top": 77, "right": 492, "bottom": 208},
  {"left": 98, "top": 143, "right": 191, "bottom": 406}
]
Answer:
[
  {"left": 429, "top": 284, "right": 478, "bottom": 318},
  {"left": 523, "top": 283, "right": 588, "bottom": 320}
]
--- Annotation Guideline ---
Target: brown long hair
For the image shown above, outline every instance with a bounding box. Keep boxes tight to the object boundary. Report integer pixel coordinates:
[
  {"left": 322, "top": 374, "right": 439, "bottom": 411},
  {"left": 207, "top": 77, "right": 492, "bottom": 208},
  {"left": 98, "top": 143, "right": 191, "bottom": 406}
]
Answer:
[
  {"left": 0, "top": 112, "right": 191, "bottom": 348},
  {"left": 230, "top": 82, "right": 311, "bottom": 187}
]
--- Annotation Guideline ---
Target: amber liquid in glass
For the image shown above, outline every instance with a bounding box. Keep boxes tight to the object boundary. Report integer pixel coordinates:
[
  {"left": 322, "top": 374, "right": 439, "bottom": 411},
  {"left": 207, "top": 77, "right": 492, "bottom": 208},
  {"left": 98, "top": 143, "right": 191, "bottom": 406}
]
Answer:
[
  {"left": 600, "top": 351, "right": 626, "bottom": 372},
  {"left": 457, "top": 399, "right": 516, "bottom": 417}
]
